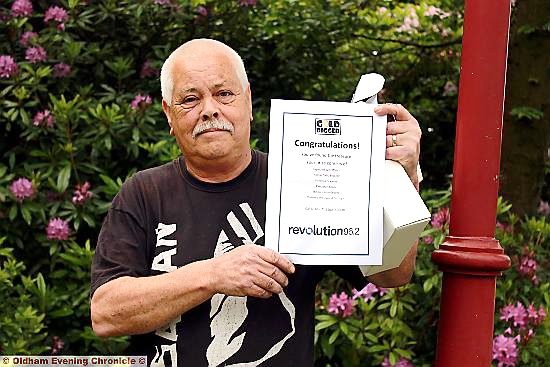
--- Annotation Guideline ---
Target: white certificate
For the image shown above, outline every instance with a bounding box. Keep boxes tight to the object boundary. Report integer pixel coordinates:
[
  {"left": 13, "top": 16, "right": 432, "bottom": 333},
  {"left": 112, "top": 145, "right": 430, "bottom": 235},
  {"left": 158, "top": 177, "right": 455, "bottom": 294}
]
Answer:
[{"left": 265, "top": 99, "right": 386, "bottom": 265}]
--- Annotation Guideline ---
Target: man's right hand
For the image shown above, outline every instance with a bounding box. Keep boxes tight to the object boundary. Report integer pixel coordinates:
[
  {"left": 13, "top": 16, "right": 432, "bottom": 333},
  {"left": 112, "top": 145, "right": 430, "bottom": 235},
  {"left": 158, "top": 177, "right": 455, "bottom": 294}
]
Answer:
[{"left": 208, "top": 245, "right": 295, "bottom": 299}]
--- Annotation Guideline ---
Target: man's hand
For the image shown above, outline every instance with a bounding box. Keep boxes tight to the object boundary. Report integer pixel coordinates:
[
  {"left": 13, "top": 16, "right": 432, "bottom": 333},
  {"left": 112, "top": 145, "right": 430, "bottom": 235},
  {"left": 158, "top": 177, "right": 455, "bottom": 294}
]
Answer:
[
  {"left": 374, "top": 103, "right": 421, "bottom": 188},
  {"left": 209, "top": 245, "right": 295, "bottom": 299}
]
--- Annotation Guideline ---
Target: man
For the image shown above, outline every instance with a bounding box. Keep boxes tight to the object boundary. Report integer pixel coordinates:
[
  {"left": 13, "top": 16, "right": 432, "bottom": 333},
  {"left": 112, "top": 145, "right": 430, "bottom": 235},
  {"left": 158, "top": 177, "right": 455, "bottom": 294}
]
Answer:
[{"left": 91, "top": 39, "right": 421, "bottom": 366}]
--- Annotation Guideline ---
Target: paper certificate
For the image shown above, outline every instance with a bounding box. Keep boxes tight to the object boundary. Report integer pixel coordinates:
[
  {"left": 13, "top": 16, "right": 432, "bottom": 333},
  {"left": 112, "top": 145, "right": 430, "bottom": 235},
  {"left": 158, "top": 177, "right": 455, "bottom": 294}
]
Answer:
[{"left": 265, "top": 99, "right": 386, "bottom": 265}]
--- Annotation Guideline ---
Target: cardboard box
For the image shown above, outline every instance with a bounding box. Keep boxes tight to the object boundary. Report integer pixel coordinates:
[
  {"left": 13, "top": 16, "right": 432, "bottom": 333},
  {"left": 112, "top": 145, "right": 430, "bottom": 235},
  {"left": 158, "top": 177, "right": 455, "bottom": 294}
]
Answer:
[{"left": 359, "top": 160, "right": 431, "bottom": 276}]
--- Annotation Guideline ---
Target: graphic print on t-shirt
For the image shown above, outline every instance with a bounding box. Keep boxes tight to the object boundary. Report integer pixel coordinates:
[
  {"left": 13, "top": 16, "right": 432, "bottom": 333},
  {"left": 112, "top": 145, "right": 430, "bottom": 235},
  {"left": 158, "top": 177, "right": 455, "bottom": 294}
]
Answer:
[{"left": 207, "top": 203, "right": 296, "bottom": 367}]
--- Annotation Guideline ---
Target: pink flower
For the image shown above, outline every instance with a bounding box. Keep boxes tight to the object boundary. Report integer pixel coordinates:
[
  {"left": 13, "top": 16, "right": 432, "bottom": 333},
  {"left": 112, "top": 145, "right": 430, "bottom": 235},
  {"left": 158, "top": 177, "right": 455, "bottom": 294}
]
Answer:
[
  {"left": 11, "top": 0, "right": 33, "bottom": 17},
  {"left": 25, "top": 46, "right": 47, "bottom": 63},
  {"left": 10, "top": 178, "right": 34, "bottom": 201},
  {"left": 500, "top": 302, "right": 528, "bottom": 329},
  {"left": 518, "top": 256, "right": 538, "bottom": 284},
  {"left": 423, "top": 235, "right": 434, "bottom": 244},
  {"left": 492, "top": 334, "right": 518, "bottom": 367},
  {"left": 424, "top": 6, "right": 451, "bottom": 18},
  {"left": 431, "top": 207, "right": 450, "bottom": 228},
  {"left": 44, "top": 6, "right": 68, "bottom": 23},
  {"left": 72, "top": 181, "right": 93, "bottom": 205},
  {"left": 538, "top": 200, "right": 550, "bottom": 216},
  {"left": 196, "top": 5, "right": 208, "bottom": 17},
  {"left": 381, "top": 356, "right": 414, "bottom": 367},
  {"left": 131, "top": 94, "right": 152, "bottom": 109},
  {"left": 496, "top": 221, "right": 512, "bottom": 233},
  {"left": 139, "top": 60, "right": 158, "bottom": 78},
  {"left": 396, "top": 8, "right": 420, "bottom": 33},
  {"left": 0, "top": 55, "right": 19, "bottom": 78},
  {"left": 46, "top": 217, "right": 70, "bottom": 240},
  {"left": 33, "top": 110, "right": 55, "bottom": 127},
  {"left": 527, "top": 304, "right": 546, "bottom": 325},
  {"left": 442, "top": 81, "right": 457, "bottom": 96},
  {"left": 51, "top": 336, "right": 64, "bottom": 355},
  {"left": 352, "top": 283, "right": 379, "bottom": 302},
  {"left": 20, "top": 31, "right": 38, "bottom": 47},
  {"left": 154, "top": 0, "right": 171, "bottom": 5},
  {"left": 377, "top": 7, "right": 388, "bottom": 14},
  {"left": 53, "top": 63, "right": 71, "bottom": 77},
  {"left": 238, "top": 0, "right": 257, "bottom": 6},
  {"left": 327, "top": 292, "right": 355, "bottom": 317}
]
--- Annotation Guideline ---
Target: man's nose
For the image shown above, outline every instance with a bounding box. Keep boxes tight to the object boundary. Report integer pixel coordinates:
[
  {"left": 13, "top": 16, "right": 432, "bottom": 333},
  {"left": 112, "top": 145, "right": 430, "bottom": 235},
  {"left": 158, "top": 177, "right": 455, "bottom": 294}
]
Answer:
[{"left": 201, "top": 96, "right": 219, "bottom": 121}]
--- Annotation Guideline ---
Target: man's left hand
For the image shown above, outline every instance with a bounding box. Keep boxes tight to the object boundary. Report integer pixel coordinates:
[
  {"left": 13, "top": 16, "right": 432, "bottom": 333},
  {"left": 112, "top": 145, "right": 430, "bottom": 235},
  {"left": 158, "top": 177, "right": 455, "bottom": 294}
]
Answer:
[{"left": 374, "top": 103, "right": 421, "bottom": 187}]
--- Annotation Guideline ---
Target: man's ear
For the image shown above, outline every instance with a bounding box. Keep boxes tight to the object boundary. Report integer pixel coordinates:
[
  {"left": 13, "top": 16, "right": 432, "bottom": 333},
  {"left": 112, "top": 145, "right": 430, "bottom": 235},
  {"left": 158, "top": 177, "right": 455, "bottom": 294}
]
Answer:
[
  {"left": 246, "top": 84, "right": 253, "bottom": 122},
  {"left": 162, "top": 99, "right": 175, "bottom": 135}
]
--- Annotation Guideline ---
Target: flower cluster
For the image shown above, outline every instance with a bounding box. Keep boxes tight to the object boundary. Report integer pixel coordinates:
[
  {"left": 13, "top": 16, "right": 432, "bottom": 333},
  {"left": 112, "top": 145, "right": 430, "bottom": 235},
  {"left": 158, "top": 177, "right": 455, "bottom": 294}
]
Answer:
[
  {"left": 46, "top": 217, "right": 70, "bottom": 240},
  {"left": 442, "top": 81, "right": 457, "bottom": 96},
  {"left": 131, "top": 94, "right": 152, "bottom": 109},
  {"left": 492, "top": 334, "right": 518, "bottom": 367},
  {"left": 140, "top": 60, "right": 159, "bottom": 78},
  {"left": 352, "top": 282, "right": 387, "bottom": 302},
  {"left": 327, "top": 292, "right": 355, "bottom": 317},
  {"left": 10, "top": 178, "right": 34, "bottom": 201},
  {"left": 44, "top": 6, "right": 69, "bottom": 30},
  {"left": 53, "top": 63, "right": 71, "bottom": 78},
  {"left": 424, "top": 6, "right": 451, "bottom": 18},
  {"left": 19, "top": 31, "right": 38, "bottom": 47},
  {"left": 381, "top": 356, "right": 414, "bottom": 367},
  {"left": 238, "top": 0, "right": 258, "bottom": 6},
  {"left": 25, "top": 46, "right": 47, "bottom": 64},
  {"left": 538, "top": 200, "right": 550, "bottom": 216},
  {"left": 0, "top": 55, "right": 19, "bottom": 78},
  {"left": 33, "top": 110, "right": 55, "bottom": 128},
  {"left": 431, "top": 207, "right": 450, "bottom": 228},
  {"left": 51, "top": 336, "right": 65, "bottom": 355},
  {"left": 11, "top": 0, "right": 33, "bottom": 17},
  {"left": 396, "top": 7, "right": 420, "bottom": 33},
  {"left": 72, "top": 182, "right": 93, "bottom": 205}
]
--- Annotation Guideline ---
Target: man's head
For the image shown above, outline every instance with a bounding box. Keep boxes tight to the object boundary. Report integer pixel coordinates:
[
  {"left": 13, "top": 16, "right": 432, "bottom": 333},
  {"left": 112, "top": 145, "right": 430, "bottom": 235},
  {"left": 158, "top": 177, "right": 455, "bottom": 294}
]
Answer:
[{"left": 160, "top": 39, "right": 253, "bottom": 173}]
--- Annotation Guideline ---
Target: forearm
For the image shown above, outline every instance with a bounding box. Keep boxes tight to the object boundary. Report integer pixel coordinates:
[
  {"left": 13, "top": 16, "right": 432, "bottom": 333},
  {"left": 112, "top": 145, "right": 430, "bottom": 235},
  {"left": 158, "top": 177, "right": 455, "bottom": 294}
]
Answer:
[
  {"left": 91, "top": 259, "right": 216, "bottom": 337},
  {"left": 367, "top": 240, "right": 418, "bottom": 288}
]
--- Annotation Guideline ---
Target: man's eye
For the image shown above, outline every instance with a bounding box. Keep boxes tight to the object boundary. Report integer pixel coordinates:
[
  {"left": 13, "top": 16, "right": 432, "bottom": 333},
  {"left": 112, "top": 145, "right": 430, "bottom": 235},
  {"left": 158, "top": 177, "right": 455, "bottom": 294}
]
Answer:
[
  {"left": 181, "top": 96, "right": 199, "bottom": 106},
  {"left": 216, "top": 91, "right": 235, "bottom": 102}
]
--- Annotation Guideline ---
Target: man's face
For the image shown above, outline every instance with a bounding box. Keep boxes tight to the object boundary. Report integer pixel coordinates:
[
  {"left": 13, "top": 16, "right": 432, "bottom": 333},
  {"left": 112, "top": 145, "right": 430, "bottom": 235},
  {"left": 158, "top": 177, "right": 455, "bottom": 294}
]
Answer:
[{"left": 162, "top": 49, "right": 253, "bottom": 163}]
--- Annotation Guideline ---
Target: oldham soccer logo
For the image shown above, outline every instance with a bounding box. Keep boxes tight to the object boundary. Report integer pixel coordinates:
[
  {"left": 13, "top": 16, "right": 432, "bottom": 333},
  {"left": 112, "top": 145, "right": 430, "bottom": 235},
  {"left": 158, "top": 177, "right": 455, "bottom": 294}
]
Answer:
[{"left": 315, "top": 118, "right": 341, "bottom": 135}]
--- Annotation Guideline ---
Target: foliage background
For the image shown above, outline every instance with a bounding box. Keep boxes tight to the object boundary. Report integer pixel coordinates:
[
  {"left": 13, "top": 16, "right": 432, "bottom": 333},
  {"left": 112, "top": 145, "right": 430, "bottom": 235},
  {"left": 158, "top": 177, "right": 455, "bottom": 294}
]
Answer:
[{"left": 0, "top": 0, "right": 547, "bottom": 366}]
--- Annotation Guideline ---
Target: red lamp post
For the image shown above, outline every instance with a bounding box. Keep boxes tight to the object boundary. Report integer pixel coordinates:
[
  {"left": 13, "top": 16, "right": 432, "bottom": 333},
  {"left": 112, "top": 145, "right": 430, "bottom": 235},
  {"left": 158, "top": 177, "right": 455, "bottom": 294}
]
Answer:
[{"left": 431, "top": 1, "right": 513, "bottom": 366}]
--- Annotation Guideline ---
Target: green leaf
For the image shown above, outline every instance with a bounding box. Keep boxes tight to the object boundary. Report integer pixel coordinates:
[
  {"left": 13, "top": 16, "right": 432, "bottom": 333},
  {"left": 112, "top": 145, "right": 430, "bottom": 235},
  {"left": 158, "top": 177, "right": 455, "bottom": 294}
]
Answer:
[
  {"left": 510, "top": 106, "right": 544, "bottom": 120},
  {"left": 56, "top": 165, "right": 72, "bottom": 192},
  {"left": 315, "top": 319, "right": 338, "bottom": 330},
  {"left": 328, "top": 328, "right": 340, "bottom": 344},
  {"left": 21, "top": 206, "right": 32, "bottom": 225}
]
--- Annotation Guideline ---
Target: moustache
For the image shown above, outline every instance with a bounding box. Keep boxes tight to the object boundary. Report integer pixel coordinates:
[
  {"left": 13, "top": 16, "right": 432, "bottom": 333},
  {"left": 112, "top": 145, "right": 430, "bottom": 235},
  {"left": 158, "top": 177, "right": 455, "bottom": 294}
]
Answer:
[{"left": 192, "top": 118, "right": 235, "bottom": 139}]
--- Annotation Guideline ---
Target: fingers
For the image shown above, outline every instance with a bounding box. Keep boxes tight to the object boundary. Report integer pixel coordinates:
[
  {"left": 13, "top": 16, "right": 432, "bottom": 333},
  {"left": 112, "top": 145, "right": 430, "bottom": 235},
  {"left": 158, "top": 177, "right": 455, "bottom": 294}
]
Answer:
[
  {"left": 257, "top": 247, "right": 295, "bottom": 275},
  {"left": 374, "top": 103, "right": 414, "bottom": 121}
]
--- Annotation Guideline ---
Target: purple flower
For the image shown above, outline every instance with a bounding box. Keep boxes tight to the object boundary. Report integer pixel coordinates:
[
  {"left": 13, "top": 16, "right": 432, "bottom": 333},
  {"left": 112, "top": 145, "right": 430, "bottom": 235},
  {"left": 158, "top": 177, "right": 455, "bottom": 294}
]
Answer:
[
  {"left": 0, "top": 55, "right": 19, "bottom": 78},
  {"left": 154, "top": 0, "right": 171, "bottom": 5},
  {"left": 492, "top": 334, "right": 518, "bottom": 367},
  {"left": 32, "top": 110, "right": 55, "bottom": 127},
  {"left": 25, "top": 46, "right": 47, "bottom": 63},
  {"left": 46, "top": 217, "right": 70, "bottom": 240},
  {"left": 51, "top": 336, "right": 64, "bottom": 355},
  {"left": 500, "top": 302, "right": 528, "bottom": 329},
  {"left": 431, "top": 207, "right": 450, "bottom": 228},
  {"left": 20, "top": 31, "right": 38, "bottom": 47},
  {"left": 518, "top": 256, "right": 538, "bottom": 284},
  {"left": 538, "top": 200, "right": 550, "bottom": 216},
  {"left": 442, "top": 81, "right": 458, "bottom": 96},
  {"left": 139, "top": 60, "right": 158, "bottom": 78},
  {"left": 423, "top": 235, "right": 434, "bottom": 244},
  {"left": 527, "top": 304, "right": 546, "bottom": 325},
  {"left": 10, "top": 178, "right": 34, "bottom": 201},
  {"left": 131, "top": 94, "right": 152, "bottom": 109},
  {"left": 352, "top": 283, "right": 379, "bottom": 302},
  {"left": 381, "top": 356, "right": 414, "bottom": 367},
  {"left": 238, "top": 0, "right": 257, "bottom": 6},
  {"left": 11, "top": 0, "right": 33, "bottom": 17},
  {"left": 72, "top": 181, "right": 93, "bottom": 205},
  {"left": 196, "top": 6, "right": 208, "bottom": 16},
  {"left": 53, "top": 63, "right": 71, "bottom": 77},
  {"left": 327, "top": 292, "right": 355, "bottom": 317},
  {"left": 44, "top": 6, "right": 68, "bottom": 30}
]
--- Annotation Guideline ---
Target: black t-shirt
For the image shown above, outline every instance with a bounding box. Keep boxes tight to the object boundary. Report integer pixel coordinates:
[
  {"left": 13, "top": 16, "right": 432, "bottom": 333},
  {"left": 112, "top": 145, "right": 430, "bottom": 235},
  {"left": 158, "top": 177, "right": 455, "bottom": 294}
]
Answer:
[{"left": 91, "top": 150, "right": 366, "bottom": 367}]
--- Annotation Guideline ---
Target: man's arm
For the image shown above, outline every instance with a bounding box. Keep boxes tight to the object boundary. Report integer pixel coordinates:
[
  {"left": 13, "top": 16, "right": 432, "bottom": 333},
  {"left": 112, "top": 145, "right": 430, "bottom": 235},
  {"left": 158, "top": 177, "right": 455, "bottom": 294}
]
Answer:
[
  {"left": 91, "top": 245, "right": 295, "bottom": 337},
  {"left": 365, "top": 103, "right": 422, "bottom": 288}
]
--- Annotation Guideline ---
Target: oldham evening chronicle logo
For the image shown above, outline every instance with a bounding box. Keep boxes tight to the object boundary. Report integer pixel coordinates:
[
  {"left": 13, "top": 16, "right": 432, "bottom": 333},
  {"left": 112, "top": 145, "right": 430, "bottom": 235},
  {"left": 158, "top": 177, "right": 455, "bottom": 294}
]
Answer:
[{"left": 315, "top": 118, "right": 341, "bottom": 135}]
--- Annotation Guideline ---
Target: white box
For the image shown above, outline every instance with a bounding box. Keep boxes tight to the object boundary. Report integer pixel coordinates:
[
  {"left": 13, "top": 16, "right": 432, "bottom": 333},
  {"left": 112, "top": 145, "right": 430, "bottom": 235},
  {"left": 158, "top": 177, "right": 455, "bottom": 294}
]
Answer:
[{"left": 359, "top": 160, "right": 431, "bottom": 276}]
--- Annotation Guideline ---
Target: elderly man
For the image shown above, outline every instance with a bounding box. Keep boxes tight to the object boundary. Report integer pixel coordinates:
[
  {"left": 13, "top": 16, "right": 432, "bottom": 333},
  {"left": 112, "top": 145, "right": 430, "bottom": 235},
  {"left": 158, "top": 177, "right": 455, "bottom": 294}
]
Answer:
[{"left": 91, "top": 39, "right": 421, "bottom": 366}]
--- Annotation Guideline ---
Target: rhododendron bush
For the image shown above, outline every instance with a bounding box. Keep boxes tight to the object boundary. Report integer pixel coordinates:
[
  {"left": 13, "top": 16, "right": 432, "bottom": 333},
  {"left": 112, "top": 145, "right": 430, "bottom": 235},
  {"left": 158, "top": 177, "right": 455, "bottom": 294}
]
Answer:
[{"left": 0, "top": 0, "right": 547, "bottom": 364}]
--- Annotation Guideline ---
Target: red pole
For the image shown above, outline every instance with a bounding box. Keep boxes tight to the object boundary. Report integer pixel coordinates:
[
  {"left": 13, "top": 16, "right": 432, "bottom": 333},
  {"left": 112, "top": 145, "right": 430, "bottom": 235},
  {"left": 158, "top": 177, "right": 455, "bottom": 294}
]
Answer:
[{"left": 431, "top": 1, "right": 512, "bottom": 366}]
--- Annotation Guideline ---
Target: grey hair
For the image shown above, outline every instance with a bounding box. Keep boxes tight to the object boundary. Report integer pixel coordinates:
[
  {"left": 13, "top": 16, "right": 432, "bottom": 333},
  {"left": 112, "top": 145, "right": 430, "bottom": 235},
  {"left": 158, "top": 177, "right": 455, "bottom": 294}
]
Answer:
[{"left": 160, "top": 39, "right": 249, "bottom": 106}]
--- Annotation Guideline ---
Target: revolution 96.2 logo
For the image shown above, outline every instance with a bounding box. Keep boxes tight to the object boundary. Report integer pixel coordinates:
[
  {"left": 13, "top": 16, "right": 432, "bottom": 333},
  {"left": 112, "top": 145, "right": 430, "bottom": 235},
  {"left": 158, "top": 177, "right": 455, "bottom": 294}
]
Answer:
[{"left": 315, "top": 118, "right": 341, "bottom": 135}]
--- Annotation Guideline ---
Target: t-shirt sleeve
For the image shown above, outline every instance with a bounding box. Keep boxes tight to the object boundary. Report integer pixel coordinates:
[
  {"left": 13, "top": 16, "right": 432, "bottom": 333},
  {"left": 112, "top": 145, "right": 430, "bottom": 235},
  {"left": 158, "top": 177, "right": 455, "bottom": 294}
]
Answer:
[{"left": 90, "top": 178, "right": 151, "bottom": 297}]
